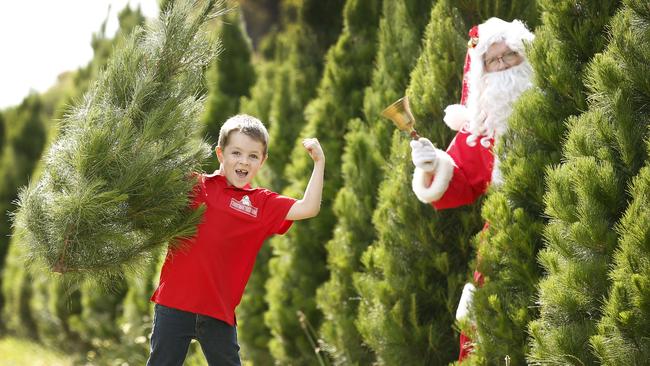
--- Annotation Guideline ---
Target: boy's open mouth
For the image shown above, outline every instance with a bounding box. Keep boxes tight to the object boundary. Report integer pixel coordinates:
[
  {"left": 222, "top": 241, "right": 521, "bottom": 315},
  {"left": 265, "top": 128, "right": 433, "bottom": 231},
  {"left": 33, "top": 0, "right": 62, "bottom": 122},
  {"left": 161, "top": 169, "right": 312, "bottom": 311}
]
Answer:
[{"left": 235, "top": 169, "right": 248, "bottom": 178}]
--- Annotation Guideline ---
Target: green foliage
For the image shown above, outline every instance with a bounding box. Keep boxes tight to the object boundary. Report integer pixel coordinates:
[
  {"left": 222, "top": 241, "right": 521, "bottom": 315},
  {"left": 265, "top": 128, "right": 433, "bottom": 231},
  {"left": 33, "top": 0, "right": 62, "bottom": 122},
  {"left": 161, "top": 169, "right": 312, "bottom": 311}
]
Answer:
[
  {"left": 0, "top": 94, "right": 48, "bottom": 329},
  {"left": 14, "top": 1, "right": 222, "bottom": 278},
  {"left": 202, "top": 8, "right": 255, "bottom": 172},
  {"left": 0, "top": 112, "right": 5, "bottom": 153},
  {"left": 265, "top": 24, "right": 325, "bottom": 190},
  {"left": 1, "top": 7, "right": 150, "bottom": 360},
  {"left": 593, "top": 161, "right": 650, "bottom": 365},
  {"left": 354, "top": 2, "right": 480, "bottom": 363},
  {"left": 528, "top": 1, "right": 650, "bottom": 363},
  {"left": 590, "top": 2, "right": 650, "bottom": 364},
  {"left": 237, "top": 3, "right": 345, "bottom": 363},
  {"left": 456, "top": 0, "right": 540, "bottom": 29},
  {"left": 264, "top": 0, "right": 381, "bottom": 364},
  {"left": 465, "top": 0, "right": 620, "bottom": 364},
  {"left": 315, "top": 0, "right": 432, "bottom": 363}
]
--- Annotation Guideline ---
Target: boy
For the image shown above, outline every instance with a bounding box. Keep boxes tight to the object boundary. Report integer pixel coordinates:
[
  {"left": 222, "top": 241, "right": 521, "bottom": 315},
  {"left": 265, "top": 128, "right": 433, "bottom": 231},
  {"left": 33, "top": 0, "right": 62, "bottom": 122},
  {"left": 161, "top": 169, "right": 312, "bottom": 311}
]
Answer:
[{"left": 147, "top": 114, "right": 325, "bottom": 365}]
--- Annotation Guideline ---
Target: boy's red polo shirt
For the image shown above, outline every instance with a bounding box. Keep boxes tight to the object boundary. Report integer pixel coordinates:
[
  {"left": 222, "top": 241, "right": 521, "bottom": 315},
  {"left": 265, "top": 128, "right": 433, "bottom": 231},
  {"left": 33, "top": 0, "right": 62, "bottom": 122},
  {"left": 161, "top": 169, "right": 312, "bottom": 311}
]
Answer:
[{"left": 151, "top": 173, "right": 296, "bottom": 326}]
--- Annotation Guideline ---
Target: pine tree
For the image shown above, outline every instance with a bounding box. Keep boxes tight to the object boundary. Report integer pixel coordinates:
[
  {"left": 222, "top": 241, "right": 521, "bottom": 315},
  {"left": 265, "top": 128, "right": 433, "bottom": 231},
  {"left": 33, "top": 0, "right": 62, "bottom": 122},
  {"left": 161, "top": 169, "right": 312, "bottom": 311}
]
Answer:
[
  {"left": 2, "top": 7, "right": 150, "bottom": 356},
  {"left": 263, "top": 0, "right": 381, "bottom": 363},
  {"left": 353, "top": 2, "right": 479, "bottom": 363},
  {"left": 593, "top": 135, "right": 650, "bottom": 364},
  {"left": 0, "top": 94, "right": 48, "bottom": 331},
  {"left": 201, "top": 8, "right": 255, "bottom": 173},
  {"left": 455, "top": 0, "right": 539, "bottom": 28},
  {"left": 237, "top": 2, "right": 344, "bottom": 363},
  {"left": 314, "top": 0, "right": 432, "bottom": 364},
  {"left": 0, "top": 112, "right": 5, "bottom": 153},
  {"left": 528, "top": 0, "right": 649, "bottom": 363},
  {"left": 464, "top": 1, "right": 619, "bottom": 364},
  {"left": 13, "top": 0, "right": 222, "bottom": 278}
]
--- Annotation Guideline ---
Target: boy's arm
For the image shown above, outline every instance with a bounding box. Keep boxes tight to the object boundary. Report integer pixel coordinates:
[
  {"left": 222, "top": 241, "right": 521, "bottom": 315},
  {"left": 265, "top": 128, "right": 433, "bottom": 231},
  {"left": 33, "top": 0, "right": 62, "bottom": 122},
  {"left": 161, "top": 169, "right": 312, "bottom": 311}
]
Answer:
[{"left": 285, "top": 138, "right": 325, "bottom": 221}]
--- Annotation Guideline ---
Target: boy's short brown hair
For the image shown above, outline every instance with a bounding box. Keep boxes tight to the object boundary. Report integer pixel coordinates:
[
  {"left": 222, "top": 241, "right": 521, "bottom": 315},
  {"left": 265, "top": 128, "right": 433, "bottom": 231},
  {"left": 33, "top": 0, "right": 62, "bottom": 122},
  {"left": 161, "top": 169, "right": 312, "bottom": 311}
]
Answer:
[{"left": 217, "top": 114, "right": 269, "bottom": 155}]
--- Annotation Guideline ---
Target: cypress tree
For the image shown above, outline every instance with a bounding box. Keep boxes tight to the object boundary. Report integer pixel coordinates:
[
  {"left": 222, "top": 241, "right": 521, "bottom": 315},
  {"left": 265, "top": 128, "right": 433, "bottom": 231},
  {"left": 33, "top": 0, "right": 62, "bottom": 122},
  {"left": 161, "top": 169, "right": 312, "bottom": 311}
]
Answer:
[
  {"left": 353, "top": 2, "right": 478, "bottom": 363},
  {"left": 528, "top": 0, "right": 648, "bottom": 363},
  {"left": 13, "top": 0, "right": 222, "bottom": 278},
  {"left": 465, "top": 1, "right": 619, "bottom": 364},
  {"left": 202, "top": 8, "right": 255, "bottom": 173},
  {"left": 264, "top": 0, "right": 381, "bottom": 363},
  {"left": 315, "top": 0, "right": 432, "bottom": 364}
]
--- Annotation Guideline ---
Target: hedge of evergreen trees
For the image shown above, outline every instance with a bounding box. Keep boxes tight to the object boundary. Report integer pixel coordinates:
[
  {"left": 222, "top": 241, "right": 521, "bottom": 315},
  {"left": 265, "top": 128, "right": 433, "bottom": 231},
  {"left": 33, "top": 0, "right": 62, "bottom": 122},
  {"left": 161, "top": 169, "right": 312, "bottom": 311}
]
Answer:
[{"left": 3, "top": 0, "right": 650, "bottom": 365}]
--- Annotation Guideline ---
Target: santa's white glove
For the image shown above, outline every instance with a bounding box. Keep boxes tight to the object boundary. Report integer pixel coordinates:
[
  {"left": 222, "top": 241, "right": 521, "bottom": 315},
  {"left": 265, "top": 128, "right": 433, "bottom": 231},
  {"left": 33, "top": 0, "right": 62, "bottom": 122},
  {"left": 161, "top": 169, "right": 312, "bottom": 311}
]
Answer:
[{"left": 410, "top": 137, "right": 438, "bottom": 173}]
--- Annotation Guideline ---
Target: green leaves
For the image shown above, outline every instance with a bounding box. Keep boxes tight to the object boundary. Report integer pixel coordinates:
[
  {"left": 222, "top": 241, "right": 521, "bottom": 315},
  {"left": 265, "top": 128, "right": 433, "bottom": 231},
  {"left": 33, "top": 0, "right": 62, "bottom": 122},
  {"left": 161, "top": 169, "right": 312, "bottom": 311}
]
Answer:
[{"left": 14, "top": 0, "right": 222, "bottom": 278}]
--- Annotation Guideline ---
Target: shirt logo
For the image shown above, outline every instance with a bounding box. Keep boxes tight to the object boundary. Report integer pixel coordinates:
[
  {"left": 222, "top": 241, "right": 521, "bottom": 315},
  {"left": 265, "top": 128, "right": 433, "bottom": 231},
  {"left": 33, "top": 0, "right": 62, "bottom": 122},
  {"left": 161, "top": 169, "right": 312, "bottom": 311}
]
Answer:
[{"left": 229, "top": 195, "right": 258, "bottom": 217}]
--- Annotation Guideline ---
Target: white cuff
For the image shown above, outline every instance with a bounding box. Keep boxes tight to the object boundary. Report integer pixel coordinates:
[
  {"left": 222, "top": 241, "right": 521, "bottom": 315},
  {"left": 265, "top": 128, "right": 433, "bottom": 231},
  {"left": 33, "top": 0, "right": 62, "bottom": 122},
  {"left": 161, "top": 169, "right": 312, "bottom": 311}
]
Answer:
[
  {"left": 411, "top": 150, "right": 455, "bottom": 203},
  {"left": 456, "top": 282, "right": 476, "bottom": 321}
]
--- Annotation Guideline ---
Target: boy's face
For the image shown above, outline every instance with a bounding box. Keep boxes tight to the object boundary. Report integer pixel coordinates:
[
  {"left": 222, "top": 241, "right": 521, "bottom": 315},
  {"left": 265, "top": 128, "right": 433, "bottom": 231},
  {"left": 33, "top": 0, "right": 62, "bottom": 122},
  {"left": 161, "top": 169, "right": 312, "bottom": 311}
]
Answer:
[{"left": 216, "top": 131, "right": 267, "bottom": 188}]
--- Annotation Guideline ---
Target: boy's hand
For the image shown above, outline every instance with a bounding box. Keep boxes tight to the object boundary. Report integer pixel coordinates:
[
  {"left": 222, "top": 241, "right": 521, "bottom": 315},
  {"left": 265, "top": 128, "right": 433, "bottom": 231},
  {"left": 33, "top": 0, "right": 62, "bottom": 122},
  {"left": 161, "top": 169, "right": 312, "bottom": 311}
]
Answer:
[{"left": 303, "top": 138, "right": 324, "bottom": 163}]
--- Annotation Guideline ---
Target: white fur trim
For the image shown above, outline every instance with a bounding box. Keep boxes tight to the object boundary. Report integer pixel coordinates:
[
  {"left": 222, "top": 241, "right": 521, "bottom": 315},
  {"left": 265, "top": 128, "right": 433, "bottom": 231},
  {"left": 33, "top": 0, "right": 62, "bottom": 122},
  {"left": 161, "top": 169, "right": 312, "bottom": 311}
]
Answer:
[
  {"left": 472, "top": 18, "right": 534, "bottom": 59},
  {"left": 443, "top": 104, "right": 470, "bottom": 131},
  {"left": 411, "top": 150, "right": 455, "bottom": 203},
  {"left": 456, "top": 282, "right": 476, "bottom": 321}
]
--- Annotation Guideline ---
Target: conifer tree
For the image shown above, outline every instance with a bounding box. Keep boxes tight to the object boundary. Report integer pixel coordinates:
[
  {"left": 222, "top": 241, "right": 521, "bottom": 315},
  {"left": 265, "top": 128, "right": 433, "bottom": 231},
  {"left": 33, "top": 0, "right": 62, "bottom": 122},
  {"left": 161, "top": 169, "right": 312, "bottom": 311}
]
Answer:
[
  {"left": 0, "top": 112, "right": 4, "bottom": 153},
  {"left": 528, "top": 0, "right": 649, "bottom": 363},
  {"left": 13, "top": 0, "right": 222, "bottom": 278},
  {"left": 314, "top": 0, "right": 432, "bottom": 363},
  {"left": 2, "top": 4, "right": 149, "bottom": 352},
  {"left": 593, "top": 138, "right": 650, "bottom": 363},
  {"left": 0, "top": 94, "right": 47, "bottom": 328},
  {"left": 455, "top": 1, "right": 539, "bottom": 29},
  {"left": 463, "top": 1, "right": 619, "bottom": 364},
  {"left": 263, "top": 0, "right": 381, "bottom": 363},
  {"left": 352, "top": 2, "right": 479, "bottom": 363},
  {"left": 3, "top": 6, "right": 151, "bottom": 358},
  {"left": 237, "top": 2, "right": 344, "bottom": 362},
  {"left": 202, "top": 8, "right": 255, "bottom": 172}
]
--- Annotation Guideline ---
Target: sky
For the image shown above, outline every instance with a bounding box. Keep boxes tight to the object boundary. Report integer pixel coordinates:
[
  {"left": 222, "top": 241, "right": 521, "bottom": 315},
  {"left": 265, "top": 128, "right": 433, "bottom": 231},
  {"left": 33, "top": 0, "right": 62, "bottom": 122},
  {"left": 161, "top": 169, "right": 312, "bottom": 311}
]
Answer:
[{"left": 0, "top": 1, "right": 160, "bottom": 109}]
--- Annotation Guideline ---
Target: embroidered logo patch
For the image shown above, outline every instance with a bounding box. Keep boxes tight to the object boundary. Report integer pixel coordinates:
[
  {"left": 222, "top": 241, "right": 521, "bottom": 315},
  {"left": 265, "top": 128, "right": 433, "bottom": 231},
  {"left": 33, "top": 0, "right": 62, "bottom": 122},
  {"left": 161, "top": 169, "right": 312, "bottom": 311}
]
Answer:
[{"left": 229, "top": 195, "right": 258, "bottom": 217}]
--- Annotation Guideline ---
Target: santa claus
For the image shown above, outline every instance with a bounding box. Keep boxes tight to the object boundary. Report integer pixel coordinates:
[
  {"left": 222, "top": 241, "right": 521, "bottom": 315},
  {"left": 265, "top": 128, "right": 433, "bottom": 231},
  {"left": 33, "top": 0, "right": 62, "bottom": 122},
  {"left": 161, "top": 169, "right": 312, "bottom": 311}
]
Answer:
[{"left": 409, "top": 17, "right": 535, "bottom": 361}]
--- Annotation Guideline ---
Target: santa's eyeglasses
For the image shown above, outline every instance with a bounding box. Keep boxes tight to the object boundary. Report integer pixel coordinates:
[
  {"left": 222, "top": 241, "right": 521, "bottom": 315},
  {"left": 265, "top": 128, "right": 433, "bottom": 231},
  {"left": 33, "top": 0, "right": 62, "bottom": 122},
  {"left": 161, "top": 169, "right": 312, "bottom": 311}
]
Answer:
[{"left": 483, "top": 51, "right": 520, "bottom": 72}]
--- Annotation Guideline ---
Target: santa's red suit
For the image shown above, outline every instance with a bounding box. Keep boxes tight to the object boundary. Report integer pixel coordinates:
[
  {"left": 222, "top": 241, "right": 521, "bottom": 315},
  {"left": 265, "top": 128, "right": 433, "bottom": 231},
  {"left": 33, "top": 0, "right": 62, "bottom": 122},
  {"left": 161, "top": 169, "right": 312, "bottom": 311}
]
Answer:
[{"left": 410, "top": 17, "right": 534, "bottom": 362}]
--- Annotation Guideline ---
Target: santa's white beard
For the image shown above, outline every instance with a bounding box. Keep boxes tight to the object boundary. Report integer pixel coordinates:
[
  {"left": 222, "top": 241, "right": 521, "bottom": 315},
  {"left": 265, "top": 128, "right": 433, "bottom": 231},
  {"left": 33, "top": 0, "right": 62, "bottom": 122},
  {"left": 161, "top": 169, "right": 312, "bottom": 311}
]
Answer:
[{"left": 467, "top": 61, "right": 533, "bottom": 138}]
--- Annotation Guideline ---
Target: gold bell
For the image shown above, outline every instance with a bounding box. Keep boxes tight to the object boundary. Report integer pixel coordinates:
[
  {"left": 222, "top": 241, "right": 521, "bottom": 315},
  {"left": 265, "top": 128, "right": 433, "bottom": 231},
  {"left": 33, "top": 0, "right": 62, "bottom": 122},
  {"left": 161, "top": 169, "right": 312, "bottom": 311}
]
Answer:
[{"left": 380, "top": 96, "right": 420, "bottom": 140}]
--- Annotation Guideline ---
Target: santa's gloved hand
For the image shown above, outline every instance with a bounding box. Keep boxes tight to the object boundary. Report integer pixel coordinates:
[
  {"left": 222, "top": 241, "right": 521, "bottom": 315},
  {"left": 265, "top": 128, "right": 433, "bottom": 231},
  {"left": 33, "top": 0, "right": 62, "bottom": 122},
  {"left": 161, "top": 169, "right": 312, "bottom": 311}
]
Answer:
[{"left": 410, "top": 137, "right": 438, "bottom": 173}]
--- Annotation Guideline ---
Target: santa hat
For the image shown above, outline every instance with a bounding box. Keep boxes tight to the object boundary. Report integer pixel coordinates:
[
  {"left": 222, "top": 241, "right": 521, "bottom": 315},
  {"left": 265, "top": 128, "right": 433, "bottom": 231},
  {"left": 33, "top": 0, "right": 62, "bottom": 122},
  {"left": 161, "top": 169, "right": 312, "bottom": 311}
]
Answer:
[{"left": 443, "top": 18, "right": 534, "bottom": 131}]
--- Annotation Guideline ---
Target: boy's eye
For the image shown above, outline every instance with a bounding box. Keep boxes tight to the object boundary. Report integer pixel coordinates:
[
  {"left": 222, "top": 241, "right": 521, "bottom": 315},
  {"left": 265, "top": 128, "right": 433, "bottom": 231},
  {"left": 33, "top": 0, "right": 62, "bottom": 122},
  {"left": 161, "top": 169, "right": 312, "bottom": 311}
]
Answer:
[
  {"left": 232, "top": 151, "right": 241, "bottom": 156},
  {"left": 250, "top": 154, "right": 258, "bottom": 160}
]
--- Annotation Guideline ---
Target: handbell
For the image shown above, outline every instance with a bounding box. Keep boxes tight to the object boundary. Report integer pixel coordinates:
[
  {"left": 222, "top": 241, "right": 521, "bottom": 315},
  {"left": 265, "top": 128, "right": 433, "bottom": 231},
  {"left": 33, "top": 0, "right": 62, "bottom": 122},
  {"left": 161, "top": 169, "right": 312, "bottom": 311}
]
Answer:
[{"left": 380, "top": 96, "right": 420, "bottom": 140}]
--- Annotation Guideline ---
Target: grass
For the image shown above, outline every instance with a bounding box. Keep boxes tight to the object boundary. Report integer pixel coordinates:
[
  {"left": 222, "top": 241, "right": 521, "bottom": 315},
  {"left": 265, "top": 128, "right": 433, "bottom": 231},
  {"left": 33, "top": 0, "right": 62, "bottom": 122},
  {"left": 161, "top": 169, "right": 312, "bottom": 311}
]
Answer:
[{"left": 0, "top": 336, "right": 73, "bottom": 366}]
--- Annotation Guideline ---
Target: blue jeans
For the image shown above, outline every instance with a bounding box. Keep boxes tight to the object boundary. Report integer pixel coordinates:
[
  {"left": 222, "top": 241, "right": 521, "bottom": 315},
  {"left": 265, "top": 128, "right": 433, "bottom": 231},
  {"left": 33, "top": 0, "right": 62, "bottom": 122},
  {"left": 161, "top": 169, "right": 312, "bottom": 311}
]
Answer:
[{"left": 147, "top": 304, "right": 241, "bottom": 366}]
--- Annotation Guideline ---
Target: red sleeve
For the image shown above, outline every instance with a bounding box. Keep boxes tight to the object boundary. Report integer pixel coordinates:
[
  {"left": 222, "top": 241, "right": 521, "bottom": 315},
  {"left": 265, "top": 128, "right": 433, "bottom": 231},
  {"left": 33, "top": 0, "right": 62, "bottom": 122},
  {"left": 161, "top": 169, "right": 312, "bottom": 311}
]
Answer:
[
  {"left": 262, "top": 190, "right": 297, "bottom": 235},
  {"left": 432, "top": 133, "right": 494, "bottom": 210}
]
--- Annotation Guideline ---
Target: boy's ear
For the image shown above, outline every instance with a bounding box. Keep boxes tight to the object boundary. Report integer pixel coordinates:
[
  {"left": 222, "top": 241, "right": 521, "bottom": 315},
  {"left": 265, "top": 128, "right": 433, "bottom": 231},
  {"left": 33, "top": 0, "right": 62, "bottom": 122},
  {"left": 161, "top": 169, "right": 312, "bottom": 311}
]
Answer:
[{"left": 215, "top": 146, "right": 224, "bottom": 163}]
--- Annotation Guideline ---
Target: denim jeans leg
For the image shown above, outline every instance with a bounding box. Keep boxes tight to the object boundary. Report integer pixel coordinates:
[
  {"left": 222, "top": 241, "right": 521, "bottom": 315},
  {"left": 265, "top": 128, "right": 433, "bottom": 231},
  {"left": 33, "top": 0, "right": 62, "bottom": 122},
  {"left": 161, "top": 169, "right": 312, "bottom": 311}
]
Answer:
[
  {"left": 196, "top": 314, "right": 241, "bottom": 366},
  {"left": 147, "top": 304, "right": 196, "bottom": 366}
]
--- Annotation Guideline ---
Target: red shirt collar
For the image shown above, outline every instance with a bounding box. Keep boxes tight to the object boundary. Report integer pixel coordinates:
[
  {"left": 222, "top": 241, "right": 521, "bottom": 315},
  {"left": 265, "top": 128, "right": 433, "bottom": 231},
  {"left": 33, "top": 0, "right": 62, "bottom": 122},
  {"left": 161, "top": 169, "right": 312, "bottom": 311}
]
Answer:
[{"left": 206, "top": 172, "right": 254, "bottom": 191}]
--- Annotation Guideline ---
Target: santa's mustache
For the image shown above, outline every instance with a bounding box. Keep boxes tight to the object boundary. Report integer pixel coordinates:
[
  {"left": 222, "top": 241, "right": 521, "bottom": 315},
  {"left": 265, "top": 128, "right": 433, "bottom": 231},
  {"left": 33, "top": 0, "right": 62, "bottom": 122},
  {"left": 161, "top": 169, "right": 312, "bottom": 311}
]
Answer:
[{"left": 479, "top": 61, "right": 533, "bottom": 98}]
